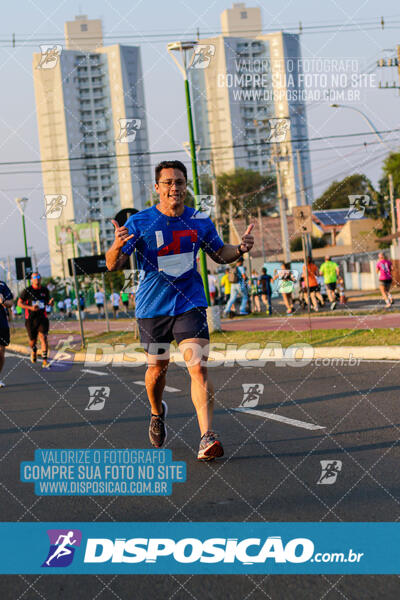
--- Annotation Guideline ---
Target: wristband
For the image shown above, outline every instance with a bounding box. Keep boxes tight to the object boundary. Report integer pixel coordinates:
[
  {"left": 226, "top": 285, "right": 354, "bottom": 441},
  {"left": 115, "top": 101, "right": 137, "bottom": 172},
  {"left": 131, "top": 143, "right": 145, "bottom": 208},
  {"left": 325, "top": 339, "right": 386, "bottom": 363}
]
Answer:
[{"left": 237, "top": 244, "right": 246, "bottom": 256}]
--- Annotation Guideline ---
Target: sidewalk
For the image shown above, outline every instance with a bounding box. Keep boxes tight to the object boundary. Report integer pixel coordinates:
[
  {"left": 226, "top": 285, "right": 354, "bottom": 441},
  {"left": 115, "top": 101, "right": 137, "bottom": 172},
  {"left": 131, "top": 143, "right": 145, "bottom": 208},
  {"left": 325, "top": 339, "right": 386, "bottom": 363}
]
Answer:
[{"left": 223, "top": 312, "right": 400, "bottom": 332}]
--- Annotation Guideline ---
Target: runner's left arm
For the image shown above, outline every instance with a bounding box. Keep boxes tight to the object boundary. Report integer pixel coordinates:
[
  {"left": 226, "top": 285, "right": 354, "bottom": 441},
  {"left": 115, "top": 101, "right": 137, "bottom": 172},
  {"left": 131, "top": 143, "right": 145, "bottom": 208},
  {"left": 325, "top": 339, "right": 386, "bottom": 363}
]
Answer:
[{"left": 206, "top": 224, "right": 255, "bottom": 264}]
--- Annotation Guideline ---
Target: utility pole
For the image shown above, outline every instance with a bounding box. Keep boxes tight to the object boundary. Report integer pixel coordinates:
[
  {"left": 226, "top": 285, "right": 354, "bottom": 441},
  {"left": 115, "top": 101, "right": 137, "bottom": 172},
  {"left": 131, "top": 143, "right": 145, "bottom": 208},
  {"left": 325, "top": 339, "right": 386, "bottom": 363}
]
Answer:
[
  {"left": 389, "top": 173, "right": 397, "bottom": 246},
  {"left": 376, "top": 49, "right": 400, "bottom": 91},
  {"left": 273, "top": 144, "right": 291, "bottom": 263},
  {"left": 257, "top": 206, "right": 266, "bottom": 264},
  {"left": 296, "top": 148, "right": 312, "bottom": 256}
]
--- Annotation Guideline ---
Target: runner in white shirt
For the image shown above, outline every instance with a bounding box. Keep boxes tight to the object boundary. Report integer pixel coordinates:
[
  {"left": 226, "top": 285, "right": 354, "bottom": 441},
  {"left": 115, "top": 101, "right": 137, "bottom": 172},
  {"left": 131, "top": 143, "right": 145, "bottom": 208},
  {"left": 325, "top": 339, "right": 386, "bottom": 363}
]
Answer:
[
  {"left": 110, "top": 291, "right": 120, "bottom": 318},
  {"left": 94, "top": 290, "right": 105, "bottom": 317},
  {"left": 64, "top": 297, "right": 72, "bottom": 317},
  {"left": 207, "top": 270, "right": 217, "bottom": 305},
  {"left": 57, "top": 300, "right": 65, "bottom": 315}
]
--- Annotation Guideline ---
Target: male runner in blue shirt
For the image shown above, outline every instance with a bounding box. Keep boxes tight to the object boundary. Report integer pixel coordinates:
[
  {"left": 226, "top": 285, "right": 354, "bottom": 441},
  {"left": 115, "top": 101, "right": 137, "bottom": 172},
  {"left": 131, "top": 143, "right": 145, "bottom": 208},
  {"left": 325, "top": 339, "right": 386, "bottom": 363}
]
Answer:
[{"left": 106, "top": 160, "right": 254, "bottom": 461}]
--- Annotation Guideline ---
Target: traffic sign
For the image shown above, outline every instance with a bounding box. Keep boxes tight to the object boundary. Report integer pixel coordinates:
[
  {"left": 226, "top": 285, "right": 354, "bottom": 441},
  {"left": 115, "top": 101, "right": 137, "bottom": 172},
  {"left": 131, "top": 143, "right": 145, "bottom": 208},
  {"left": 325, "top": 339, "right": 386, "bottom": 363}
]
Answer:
[
  {"left": 15, "top": 257, "right": 32, "bottom": 281},
  {"left": 293, "top": 205, "right": 313, "bottom": 234},
  {"left": 67, "top": 255, "right": 108, "bottom": 277}
]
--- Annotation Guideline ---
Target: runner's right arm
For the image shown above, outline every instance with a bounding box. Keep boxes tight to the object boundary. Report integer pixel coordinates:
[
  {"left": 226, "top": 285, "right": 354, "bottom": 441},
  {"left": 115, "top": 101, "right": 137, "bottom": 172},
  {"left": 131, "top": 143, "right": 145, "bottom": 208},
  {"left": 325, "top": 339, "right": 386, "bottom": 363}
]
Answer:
[
  {"left": 17, "top": 291, "right": 39, "bottom": 312},
  {"left": 106, "top": 219, "right": 134, "bottom": 271}
]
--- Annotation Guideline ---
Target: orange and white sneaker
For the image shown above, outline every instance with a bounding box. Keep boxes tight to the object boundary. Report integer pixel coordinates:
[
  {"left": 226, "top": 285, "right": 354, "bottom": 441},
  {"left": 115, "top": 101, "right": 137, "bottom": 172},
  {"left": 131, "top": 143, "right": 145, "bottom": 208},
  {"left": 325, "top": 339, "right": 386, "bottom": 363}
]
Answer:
[{"left": 197, "top": 431, "right": 224, "bottom": 461}]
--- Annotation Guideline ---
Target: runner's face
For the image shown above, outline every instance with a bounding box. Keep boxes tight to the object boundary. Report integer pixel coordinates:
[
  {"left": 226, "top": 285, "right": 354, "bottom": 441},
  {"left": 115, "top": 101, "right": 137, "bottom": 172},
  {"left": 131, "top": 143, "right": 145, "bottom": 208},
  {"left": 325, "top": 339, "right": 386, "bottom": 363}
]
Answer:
[
  {"left": 32, "top": 275, "right": 41, "bottom": 289},
  {"left": 155, "top": 168, "right": 186, "bottom": 215}
]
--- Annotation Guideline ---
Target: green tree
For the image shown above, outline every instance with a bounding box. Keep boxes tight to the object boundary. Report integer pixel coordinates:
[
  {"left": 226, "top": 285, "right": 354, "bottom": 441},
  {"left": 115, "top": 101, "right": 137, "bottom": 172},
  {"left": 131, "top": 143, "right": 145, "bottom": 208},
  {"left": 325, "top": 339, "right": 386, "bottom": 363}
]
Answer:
[
  {"left": 216, "top": 168, "right": 276, "bottom": 221},
  {"left": 290, "top": 235, "right": 327, "bottom": 252},
  {"left": 313, "top": 173, "right": 375, "bottom": 211},
  {"left": 373, "top": 152, "right": 400, "bottom": 247}
]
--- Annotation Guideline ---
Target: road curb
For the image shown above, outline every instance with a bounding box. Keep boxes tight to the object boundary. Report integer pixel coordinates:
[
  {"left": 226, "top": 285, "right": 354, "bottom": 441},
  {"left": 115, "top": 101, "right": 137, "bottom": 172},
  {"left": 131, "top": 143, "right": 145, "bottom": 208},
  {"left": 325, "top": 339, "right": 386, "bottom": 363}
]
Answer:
[{"left": 8, "top": 343, "right": 399, "bottom": 364}]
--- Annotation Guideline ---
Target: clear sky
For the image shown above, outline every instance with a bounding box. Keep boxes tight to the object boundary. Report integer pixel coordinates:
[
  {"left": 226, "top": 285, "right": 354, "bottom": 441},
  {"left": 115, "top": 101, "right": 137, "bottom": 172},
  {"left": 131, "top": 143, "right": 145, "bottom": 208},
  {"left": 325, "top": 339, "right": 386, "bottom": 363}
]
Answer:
[{"left": 0, "top": 0, "right": 399, "bottom": 263}]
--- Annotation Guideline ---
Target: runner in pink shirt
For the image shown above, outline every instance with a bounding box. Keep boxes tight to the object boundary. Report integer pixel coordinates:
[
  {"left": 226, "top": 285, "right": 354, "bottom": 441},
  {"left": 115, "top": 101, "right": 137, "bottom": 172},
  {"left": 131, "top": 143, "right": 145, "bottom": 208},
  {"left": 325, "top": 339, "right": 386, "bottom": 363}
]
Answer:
[{"left": 376, "top": 252, "right": 393, "bottom": 307}]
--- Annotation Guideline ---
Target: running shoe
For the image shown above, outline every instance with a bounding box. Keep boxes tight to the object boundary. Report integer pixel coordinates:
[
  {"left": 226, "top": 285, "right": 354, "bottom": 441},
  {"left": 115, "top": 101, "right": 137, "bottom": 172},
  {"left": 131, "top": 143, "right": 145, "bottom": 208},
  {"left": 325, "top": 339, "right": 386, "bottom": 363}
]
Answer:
[
  {"left": 149, "top": 400, "right": 168, "bottom": 448},
  {"left": 0, "top": 381, "right": 5, "bottom": 388},
  {"left": 41, "top": 360, "right": 51, "bottom": 369},
  {"left": 30, "top": 349, "right": 37, "bottom": 363},
  {"left": 197, "top": 431, "right": 224, "bottom": 461},
  {"left": 330, "top": 302, "right": 337, "bottom": 311}
]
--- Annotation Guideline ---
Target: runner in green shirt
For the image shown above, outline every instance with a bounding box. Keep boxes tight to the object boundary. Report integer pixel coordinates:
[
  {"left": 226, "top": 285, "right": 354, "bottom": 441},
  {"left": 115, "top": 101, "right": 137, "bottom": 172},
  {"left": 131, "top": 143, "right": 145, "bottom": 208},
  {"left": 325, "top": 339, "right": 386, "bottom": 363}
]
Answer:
[
  {"left": 319, "top": 256, "right": 340, "bottom": 310},
  {"left": 120, "top": 291, "right": 129, "bottom": 313}
]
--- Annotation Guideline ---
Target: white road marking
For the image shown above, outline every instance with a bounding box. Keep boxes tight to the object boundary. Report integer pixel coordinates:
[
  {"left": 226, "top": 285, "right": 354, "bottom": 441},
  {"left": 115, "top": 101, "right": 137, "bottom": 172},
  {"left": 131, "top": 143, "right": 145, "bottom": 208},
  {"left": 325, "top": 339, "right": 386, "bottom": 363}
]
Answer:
[
  {"left": 232, "top": 407, "right": 325, "bottom": 430},
  {"left": 133, "top": 380, "right": 180, "bottom": 393},
  {"left": 81, "top": 369, "right": 108, "bottom": 376}
]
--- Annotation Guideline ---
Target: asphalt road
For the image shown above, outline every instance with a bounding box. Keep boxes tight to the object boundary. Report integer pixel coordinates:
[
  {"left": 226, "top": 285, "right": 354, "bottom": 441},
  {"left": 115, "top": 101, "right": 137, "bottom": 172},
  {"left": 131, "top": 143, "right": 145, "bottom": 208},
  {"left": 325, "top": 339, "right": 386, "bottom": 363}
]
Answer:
[{"left": 1, "top": 352, "right": 400, "bottom": 598}]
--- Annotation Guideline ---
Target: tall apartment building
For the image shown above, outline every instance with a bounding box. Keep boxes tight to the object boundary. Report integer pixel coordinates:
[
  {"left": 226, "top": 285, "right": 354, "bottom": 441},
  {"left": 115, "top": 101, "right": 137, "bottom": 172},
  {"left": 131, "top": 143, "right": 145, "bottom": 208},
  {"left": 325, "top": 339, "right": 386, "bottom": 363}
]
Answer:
[
  {"left": 189, "top": 3, "right": 313, "bottom": 211},
  {"left": 33, "top": 15, "right": 151, "bottom": 277}
]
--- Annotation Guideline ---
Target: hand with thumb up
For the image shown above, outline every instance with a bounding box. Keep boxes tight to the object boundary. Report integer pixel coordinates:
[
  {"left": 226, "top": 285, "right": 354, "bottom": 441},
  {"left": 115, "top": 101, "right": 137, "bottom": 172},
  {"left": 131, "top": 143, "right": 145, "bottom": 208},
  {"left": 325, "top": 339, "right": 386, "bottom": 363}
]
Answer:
[
  {"left": 238, "top": 223, "right": 255, "bottom": 254},
  {"left": 110, "top": 219, "right": 135, "bottom": 249}
]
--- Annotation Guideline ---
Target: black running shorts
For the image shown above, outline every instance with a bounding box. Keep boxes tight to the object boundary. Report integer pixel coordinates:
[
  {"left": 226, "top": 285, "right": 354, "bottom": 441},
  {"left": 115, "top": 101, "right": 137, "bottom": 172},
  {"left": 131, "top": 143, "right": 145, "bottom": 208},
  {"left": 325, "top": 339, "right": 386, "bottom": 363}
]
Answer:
[
  {"left": 0, "top": 327, "right": 10, "bottom": 347},
  {"left": 137, "top": 308, "right": 209, "bottom": 353},
  {"left": 25, "top": 316, "right": 49, "bottom": 341}
]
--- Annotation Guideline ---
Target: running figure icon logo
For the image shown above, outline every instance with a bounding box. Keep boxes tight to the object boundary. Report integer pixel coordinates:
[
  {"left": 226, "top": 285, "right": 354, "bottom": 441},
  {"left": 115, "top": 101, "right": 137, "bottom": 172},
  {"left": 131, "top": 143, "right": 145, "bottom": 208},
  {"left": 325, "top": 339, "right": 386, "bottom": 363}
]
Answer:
[
  {"left": 266, "top": 118, "right": 289, "bottom": 142},
  {"left": 346, "top": 195, "right": 370, "bottom": 220},
  {"left": 188, "top": 44, "right": 216, "bottom": 69},
  {"left": 42, "top": 195, "right": 67, "bottom": 219},
  {"left": 191, "top": 195, "right": 216, "bottom": 219},
  {"left": 317, "top": 460, "right": 343, "bottom": 485},
  {"left": 116, "top": 118, "right": 141, "bottom": 142},
  {"left": 36, "top": 45, "right": 62, "bottom": 69},
  {"left": 86, "top": 386, "right": 110, "bottom": 411},
  {"left": 42, "top": 529, "right": 82, "bottom": 567},
  {"left": 240, "top": 384, "right": 264, "bottom": 408}
]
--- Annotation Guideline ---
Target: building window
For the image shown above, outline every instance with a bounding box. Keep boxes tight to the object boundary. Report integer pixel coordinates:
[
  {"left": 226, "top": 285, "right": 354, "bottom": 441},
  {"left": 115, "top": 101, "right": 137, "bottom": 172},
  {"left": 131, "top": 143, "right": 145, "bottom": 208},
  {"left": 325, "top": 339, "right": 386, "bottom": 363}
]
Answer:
[
  {"left": 240, "top": 11, "right": 247, "bottom": 19},
  {"left": 347, "top": 262, "right": 356, "bottom": 273},
  {"left": 80, "top": 24, "right": 88, "bottom": 32},
  {"left": 360, "top": 261, "right": 371, "bottom": 273}
]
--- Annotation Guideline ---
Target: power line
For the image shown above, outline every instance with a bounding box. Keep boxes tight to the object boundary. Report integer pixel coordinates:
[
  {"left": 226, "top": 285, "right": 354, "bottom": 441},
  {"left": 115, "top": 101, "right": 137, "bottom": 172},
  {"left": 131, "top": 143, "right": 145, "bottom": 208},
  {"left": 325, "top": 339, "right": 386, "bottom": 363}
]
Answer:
[
  {"left": 0, "top": 127, "right": 397, "bottom": 170},
  {"left": 2, "top": 15, "right": 400, "bottom": 45}
]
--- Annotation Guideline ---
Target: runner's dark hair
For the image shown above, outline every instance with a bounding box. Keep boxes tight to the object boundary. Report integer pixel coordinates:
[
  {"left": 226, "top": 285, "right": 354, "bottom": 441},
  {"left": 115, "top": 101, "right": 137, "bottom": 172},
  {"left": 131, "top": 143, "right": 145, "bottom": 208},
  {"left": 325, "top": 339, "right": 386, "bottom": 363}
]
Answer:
[{"left": 155, "top": 160, "right": 187, "bottom": 183}]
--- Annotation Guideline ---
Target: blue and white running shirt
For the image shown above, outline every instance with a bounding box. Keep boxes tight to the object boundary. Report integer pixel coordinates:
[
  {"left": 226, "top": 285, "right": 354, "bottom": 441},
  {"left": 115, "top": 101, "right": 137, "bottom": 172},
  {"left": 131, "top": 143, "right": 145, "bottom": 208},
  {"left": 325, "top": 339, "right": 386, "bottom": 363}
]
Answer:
[{"left": 122, "top": 205, "right": 224, "bottom": 318}]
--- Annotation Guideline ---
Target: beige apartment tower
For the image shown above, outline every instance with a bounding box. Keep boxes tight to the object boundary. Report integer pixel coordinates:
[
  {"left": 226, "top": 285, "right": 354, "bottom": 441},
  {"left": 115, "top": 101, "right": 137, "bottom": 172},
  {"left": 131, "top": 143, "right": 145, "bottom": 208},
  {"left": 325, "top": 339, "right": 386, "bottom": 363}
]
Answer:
[
  {"left": 33, "top": 15, "right": 151, "bottom": 277},
  {"left": 189, "top": 3, "right": 313, "bottom": 210}
]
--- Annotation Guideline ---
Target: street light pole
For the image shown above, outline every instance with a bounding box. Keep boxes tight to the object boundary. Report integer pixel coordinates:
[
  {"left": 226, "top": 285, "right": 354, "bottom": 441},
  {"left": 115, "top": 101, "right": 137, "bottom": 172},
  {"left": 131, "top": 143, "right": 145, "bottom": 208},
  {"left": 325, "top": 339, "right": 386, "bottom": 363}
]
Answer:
[
  {"left": 331, "top": 104, "right": 396, "bottom": 248},
  {"left": 15, "top": 197, "right": 30, "bottom": 286},
  {"left": 167, "top": 41, "right": 210, "bottom": 305},
  {"left": 15, "top": 197, "right": 29, "bottom": 256}
]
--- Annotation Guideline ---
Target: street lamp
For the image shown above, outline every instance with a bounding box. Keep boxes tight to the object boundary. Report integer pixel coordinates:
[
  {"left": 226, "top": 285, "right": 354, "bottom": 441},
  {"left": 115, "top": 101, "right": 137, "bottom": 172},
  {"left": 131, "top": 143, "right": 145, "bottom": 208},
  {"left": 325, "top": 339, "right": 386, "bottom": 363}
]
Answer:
[
  {"left": 330, "top": 104, "right": 396, "bottom": 245},
  {"left": 330, "top": 104, "right": 386, "bottom": 145},
  {"left": 15, "top": 197, "right": 29, "bottom": 256},
  {"left": 167, "top": 41, "right": 210, "bottom": 305}
]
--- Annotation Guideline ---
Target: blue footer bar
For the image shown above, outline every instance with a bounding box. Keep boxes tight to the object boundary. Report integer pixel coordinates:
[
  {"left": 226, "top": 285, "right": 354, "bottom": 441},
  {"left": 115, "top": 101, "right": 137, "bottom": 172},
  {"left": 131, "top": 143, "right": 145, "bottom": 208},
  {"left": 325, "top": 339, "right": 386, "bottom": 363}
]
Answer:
[{"left": 0, "top": 522, "right": 397, "bottom": 574}]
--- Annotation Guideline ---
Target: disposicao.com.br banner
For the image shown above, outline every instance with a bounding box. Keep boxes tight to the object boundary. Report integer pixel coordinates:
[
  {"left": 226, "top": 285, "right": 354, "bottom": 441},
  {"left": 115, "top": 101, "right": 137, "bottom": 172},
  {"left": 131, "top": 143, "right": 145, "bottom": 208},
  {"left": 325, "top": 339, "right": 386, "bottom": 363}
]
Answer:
[{"left": 0, "top": 522, "right": 399, "bottom": 575}]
